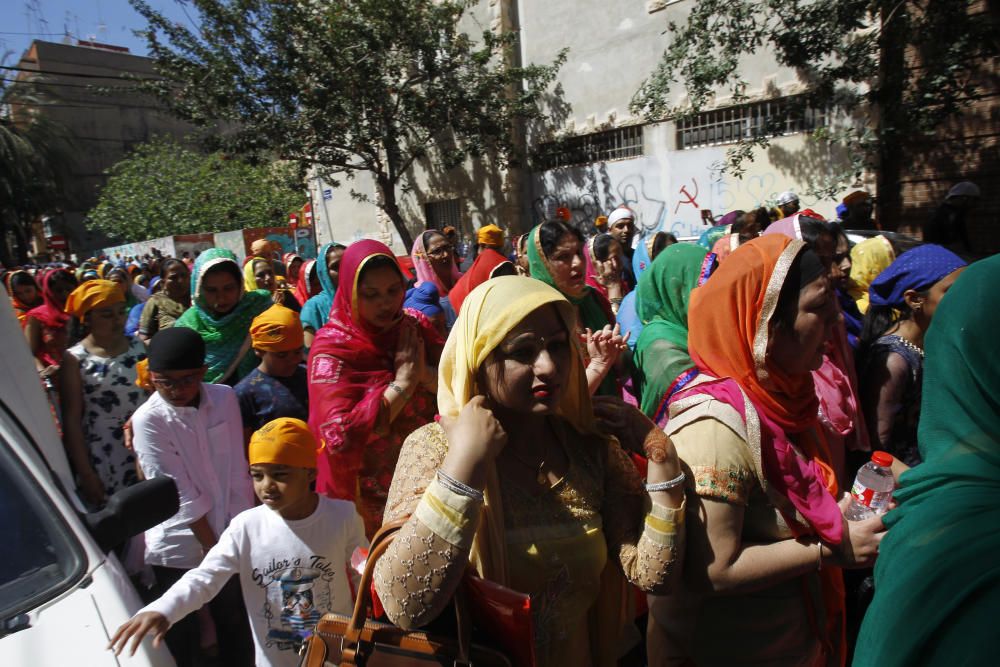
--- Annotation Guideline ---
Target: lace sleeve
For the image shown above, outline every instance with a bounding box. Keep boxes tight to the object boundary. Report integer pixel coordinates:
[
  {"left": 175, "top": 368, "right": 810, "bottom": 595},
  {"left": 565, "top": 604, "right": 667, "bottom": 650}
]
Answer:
[
  {"left": 373, "top": 423, "right": 482, "bottom": 629},
  {"left": 603, "top": 438, "right": 685, "bottom": 595}
]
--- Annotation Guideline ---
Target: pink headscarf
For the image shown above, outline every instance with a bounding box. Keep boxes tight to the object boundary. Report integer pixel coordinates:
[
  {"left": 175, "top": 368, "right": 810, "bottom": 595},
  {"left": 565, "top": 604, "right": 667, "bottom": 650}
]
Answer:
[{"left": 411, "top": 230, "right": 462, "bottom": 296}]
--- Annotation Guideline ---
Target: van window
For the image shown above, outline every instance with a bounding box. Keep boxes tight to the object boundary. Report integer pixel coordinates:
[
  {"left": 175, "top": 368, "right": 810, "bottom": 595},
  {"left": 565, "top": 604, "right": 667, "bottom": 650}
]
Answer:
[{"left": 0, "top": 425, "right": 85, "bottom": 624}]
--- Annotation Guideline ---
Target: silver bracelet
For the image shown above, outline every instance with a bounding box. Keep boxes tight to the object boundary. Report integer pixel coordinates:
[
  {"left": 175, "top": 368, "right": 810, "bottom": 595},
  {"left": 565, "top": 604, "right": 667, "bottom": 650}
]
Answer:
[
  {"left": 436, "top": 469, "right": 485, "bottom": 502},
  {"left": 645, "top": 471, "right": 686, "bottom": 493},
  {"left": 387, "top": 381, "right": 407, "bottom": 398}
]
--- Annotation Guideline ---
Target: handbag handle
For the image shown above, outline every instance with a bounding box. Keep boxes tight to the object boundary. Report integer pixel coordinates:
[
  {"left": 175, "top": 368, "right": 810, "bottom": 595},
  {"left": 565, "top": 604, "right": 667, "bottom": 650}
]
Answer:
[{"left": 341, "top": 517, "right": 473, "bottom": 664}]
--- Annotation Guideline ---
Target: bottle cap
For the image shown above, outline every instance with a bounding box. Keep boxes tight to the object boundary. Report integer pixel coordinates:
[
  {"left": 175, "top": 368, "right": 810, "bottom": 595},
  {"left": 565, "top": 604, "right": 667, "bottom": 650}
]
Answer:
[{"left": 871, "top": 451, "right": 894, "bottom": 467}]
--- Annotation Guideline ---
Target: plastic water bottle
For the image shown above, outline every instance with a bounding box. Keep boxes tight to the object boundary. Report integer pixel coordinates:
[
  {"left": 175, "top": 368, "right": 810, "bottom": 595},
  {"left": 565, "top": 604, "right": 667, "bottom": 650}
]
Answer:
[{"left": 845, "top": 451, "right": 895, "bottom": 521}]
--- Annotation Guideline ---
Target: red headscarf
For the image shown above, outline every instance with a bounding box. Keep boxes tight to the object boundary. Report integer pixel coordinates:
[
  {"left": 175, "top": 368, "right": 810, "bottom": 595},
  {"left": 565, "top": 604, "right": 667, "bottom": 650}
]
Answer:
[
  {"left": 25, "top": 269, "right": 73, "bottom": 329},
  {"left": 447, "top": 249, "right": 514, "bottom": 316},
  {"left": 307, "top": 240, "right": 444, "bottom": 503},
  {"left": 293, "top": 259, "right": 318, "bottom": 306}
]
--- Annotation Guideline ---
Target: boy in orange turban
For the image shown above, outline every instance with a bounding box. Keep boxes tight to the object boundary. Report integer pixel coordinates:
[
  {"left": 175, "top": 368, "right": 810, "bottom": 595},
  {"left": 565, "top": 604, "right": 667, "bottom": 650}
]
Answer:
[
  {"left": 110, "top": 417, "right": 367, "bottom": 666},
  {"left": 234, "top": 305, "right": 309, "bottom": 443}
]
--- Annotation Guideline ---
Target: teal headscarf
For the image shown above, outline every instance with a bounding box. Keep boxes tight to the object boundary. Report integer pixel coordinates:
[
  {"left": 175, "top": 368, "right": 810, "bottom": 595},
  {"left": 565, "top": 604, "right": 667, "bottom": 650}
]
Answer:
[
  {"left": 854, "top": 257, "right": 998, "bottom": 666},
  {"left": 174, "top": 248, "right": 272, "bottom": 383},
  {"left": 526, "top": 224, "right": 616, "bottom": 395},
  {"left": 300, "top": 241, "right": 344, "bottom": 335},
  {"left": 634, "top": 243, "right": 711, "bottom": 420}
]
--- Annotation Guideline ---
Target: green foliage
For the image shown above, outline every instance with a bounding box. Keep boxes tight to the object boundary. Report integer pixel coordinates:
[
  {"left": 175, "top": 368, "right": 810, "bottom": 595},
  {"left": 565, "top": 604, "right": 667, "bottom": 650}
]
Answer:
[
  {"left": 632, "top": 0, "right": 998, "bottom": 198},
  {"left": 88, "top": 138, "right": 302, "bottom": 241},
  {"left": 130, "top": 0, "right": 565, "bottom": 247}
]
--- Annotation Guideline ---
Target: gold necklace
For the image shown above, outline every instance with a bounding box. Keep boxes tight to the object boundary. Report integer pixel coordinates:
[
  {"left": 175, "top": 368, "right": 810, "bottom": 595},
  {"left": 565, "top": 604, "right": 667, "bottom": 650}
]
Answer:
[{"left": 504, "top": 439, "right": 549, "bottom": 486}]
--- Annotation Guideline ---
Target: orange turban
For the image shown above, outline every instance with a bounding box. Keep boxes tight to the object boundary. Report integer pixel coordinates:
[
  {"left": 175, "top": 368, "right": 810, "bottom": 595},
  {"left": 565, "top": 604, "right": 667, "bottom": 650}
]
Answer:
[
  {"left": 476, "top": 224, "right": 504, "bottom": 247},
  {"left": 595, "top": 215, "right": 608, "bottom": 229},
  {"left": 250, "top": 304, "right": 304, "bottom": 352},
  {"left": 250, "top": 239, "right": 277, "bottom": 257},
  {"left": 135, "top": 358, "right": 153, "bottom": 391},
  {"left": 64, "top": 279, "right": 124, "bottom": 319},
  {"left": 249, "top": 418, "right": 317, "bottom": 468}
]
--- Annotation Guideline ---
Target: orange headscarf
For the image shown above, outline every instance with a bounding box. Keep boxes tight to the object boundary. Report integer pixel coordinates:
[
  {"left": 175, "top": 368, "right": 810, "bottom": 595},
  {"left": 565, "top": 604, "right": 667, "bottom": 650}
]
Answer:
[
  {"left": 688, "top": 234, "right": 819, "bottom": 432},
  {"left": 64, "top": 279, "right": 125, "bottom": 320},
  {"left": 250, "top": 304, "right": 304, "bottom": 352},
  {"left": 686, "top": 234, "right": 845, "bottom": 661}
]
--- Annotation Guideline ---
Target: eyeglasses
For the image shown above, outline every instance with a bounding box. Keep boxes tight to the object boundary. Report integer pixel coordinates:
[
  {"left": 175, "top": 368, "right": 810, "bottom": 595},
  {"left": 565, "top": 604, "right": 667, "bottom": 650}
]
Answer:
[
  {"left": 151, "top": 373, "right": 202, "bottom": 390},
  {"left": 425, "top": 245, "right": 453, "bottom": 260}
]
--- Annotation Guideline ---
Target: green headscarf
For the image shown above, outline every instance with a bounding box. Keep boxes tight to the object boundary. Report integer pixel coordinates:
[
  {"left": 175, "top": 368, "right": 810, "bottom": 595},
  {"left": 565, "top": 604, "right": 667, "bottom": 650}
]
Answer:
[
  {"left": 174, "top": 248, "right": 272, "bottom": 384},
  {"left": 526, "top": 224, "right": 616, "bottom": 394},
  {"left": 854, "top": 256, "right": 999, "bottom": 666},
  {"left": 634, "top": 243, "right": 710, "bottom": 420}
]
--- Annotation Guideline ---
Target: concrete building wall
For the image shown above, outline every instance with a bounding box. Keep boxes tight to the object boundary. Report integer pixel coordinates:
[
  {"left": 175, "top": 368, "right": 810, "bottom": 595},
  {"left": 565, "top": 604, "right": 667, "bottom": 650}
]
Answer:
[
  {"left": 301, "top": 0, "right": 858, "bottom": 251},
  {"left": 14, "top": 40, "right": 197, "bottom": 255}
]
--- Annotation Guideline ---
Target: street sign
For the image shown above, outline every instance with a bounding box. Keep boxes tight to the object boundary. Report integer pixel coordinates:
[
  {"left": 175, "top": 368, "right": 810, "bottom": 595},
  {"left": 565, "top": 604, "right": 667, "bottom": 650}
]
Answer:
[
  {"left": 322, "top": 189, "right": 332, "bottom": 201},
  {"left": 48, "top": 235, "right": 67, "bottom": 250}
]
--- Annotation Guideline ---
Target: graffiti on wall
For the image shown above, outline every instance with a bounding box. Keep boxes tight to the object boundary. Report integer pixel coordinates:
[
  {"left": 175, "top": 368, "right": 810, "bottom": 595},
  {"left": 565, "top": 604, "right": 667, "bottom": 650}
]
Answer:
[{"left": 529, "top": 135, "right": 829, "bottom": 241}]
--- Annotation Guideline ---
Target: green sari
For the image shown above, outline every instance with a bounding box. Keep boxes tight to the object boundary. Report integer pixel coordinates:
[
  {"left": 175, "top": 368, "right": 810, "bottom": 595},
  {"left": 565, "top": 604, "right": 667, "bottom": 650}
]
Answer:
[
  {"left": 634, "top": 243, "right": 710, "bottom": 421},
  {"left": 174, "top": 248, "right": 272, "bottom": 384},
  {"left": 854, "top": 255, "right": 1000, "bottom": 666},
  {"left": 526, "top": 225, "right": 616, "bottom": 395}
]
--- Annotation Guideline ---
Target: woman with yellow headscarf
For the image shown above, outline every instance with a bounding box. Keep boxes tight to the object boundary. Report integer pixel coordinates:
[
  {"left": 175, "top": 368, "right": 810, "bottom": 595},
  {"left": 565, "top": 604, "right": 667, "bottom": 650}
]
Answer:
[
  {"left": 373, "top": 275, "right": 685, "bottom": 667},
  {"left": 59, "top": 279, "right": 147, "bottom": 507},
  {"left": 244, "top": 255, "right": 302, "bottom": 312}
]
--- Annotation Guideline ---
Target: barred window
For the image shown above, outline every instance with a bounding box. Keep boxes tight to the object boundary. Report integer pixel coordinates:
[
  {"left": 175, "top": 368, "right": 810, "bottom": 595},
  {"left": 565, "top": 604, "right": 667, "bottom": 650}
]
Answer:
[
  {"left": 424, "top": 198, "right": 464, "bottom": 233},
  {"left": 676, "top": 97, "right": 830, "bottom": 150},
  {"left": 536, "top": 125, "right": 644, "bottom": 170}
]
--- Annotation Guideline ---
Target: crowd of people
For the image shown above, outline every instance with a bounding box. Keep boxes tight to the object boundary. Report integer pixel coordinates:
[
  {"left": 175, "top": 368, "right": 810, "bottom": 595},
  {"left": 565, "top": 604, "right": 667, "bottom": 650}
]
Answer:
[{"left": 2, "top": 185, "right": 996, "bottom": 667}]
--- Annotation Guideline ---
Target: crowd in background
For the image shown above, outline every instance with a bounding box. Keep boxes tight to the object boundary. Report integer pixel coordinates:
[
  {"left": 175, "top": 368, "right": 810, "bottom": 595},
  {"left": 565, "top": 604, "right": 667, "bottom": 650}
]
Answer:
[{"left": 2, "top": 180, "right": 997, "bottom": 667}]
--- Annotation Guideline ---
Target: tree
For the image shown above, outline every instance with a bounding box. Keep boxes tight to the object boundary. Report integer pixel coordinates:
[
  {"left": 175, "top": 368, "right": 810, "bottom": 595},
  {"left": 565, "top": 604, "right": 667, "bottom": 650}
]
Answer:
[
  {"left": 130, "top": 0, "right": 565, "bottom": 249},
  {"left": 88, "top": 137, "right": 303, "bottom": 241},
  {"left": 631, "top": 0, "right": 998, "bottom": 225},
  {"left": 0, "top": 72, "right": 76, "bottom": 266}
]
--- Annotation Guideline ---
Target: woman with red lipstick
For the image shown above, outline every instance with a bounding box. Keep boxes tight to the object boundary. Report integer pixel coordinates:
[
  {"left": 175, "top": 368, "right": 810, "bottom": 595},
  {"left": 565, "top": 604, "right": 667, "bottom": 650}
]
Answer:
[
  {"left": 307, "top": 240, "right": 444, "bottom": 538},
  {"left": 374, "top": 275, "right": 685, "bottom": 667},
  {"left": 526, "top": 220, "right": 629, "bottom": 396}
]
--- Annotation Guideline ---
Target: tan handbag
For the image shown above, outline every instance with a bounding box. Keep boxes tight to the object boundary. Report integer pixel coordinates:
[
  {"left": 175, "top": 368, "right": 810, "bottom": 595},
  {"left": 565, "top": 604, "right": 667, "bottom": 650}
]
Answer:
[{"left": 299, "top": 520, "right": 513, "bottom": 667}]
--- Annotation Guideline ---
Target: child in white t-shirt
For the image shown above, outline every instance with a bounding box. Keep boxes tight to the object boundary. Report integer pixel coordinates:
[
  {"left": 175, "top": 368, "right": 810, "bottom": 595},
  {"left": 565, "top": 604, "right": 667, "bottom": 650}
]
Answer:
[{"left": 111, "top": 417, "right": 368, "bottom": 667}]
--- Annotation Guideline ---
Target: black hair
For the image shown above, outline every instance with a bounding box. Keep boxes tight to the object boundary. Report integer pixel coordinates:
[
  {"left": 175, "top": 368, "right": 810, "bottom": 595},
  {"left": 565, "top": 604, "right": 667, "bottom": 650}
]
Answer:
[
  {"left": 159, "top": 258, "right": 187, "bottom": 279},
  {"left": 592, "top": 233, "right": 617, "bottom": 262},
  {"left": 358, "top": 254, "right": 402, "bottom": 283},
  {"left": 422, "top": 230, "right": 446, "bottom": 247},
  {"left": 202, "top": 261, "right": 242, "bottom": 286},
  {"left": 10, "top": 272, "right": 38, "bottom": 289},
  {"left": 797, "top": 216, "right": 835, "bottom": 249},
  {"left": 537, "top": 220, "right": 584, "bottom": 258},
  {"left": 728, "top": 210, "right": 748, "bottom": 234},
  {"left": 857, "top": 296, "right": 921, "bottom": 363},
  {"left": 650, "top": 232, "right": 676, "bottom": 260}
]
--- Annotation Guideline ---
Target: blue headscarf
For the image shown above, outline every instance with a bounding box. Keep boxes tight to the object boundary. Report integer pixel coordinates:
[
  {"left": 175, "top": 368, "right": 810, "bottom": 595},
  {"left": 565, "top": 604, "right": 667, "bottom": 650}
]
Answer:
[
  {"left": 869, "top": 244, "right": 966, "bottom": 309},
  {"left": 619, "top": 234, "right": 657, "bottom": 352},
  {"left": 403, "top": 281, "right": 443, "bottom": 318},
  {"left": 300, "top": 241, "right": 345, "bottom": 335}
]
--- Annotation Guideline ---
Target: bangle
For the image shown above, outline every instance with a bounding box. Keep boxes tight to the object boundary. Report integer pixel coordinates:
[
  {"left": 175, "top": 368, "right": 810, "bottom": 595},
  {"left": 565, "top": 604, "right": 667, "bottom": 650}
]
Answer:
[
  {"left": 436, "top": 469, "right": 485, "bottom": 502},
  {"left": 817, "top": 541, "right": 823, "bottom": 571},
  {"left": 645, "top": 471, "right": 686, "bottom": 492},
  {"left": 387, "top": 381, "right": 408, "bottom": 398},
  {"left": 609, "top": 297, "right": 624, "bottom": 305}
]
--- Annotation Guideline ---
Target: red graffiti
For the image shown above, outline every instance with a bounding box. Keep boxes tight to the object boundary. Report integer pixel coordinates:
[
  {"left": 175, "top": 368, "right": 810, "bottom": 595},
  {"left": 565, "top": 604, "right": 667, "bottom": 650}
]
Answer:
[{"left": 674, "top": 179, "right": 700, "bottom": 214}]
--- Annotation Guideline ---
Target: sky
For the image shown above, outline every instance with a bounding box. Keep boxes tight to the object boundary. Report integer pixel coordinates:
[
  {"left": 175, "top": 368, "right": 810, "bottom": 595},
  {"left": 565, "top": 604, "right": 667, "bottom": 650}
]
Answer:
[{"left": 0, "top": 0, "right": 194, "bottom": 62}]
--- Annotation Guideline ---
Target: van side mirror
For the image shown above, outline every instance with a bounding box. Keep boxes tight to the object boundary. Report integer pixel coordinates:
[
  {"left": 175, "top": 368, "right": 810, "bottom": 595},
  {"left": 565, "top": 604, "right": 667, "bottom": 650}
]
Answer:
[{"left": 85, "top": 477, "right": 179, "bottom": 553}]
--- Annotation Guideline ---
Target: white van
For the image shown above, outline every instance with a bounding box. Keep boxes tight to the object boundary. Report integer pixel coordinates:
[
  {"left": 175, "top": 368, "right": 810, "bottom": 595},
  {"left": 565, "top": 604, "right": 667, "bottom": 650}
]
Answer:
[{"left": 0, "top": 291, "right": 177, "bottom": 666}]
